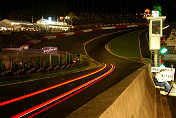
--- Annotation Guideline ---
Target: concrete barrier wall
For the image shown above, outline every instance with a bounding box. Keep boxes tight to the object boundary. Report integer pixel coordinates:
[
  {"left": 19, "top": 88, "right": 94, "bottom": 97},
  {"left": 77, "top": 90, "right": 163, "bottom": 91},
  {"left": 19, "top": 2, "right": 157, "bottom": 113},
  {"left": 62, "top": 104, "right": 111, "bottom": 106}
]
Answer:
[{"left": 67, "top": 64, "right": 159, "bottom": 118}]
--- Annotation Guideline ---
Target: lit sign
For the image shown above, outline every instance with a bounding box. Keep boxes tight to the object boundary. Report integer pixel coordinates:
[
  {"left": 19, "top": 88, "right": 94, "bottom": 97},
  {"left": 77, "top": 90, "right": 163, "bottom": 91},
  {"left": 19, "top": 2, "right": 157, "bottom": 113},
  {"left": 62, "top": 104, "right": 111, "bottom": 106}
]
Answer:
[
  {"left": 152, "top": 10, "right": 159, "bottom": 17},
  {"left": 151, "top": 67, "right": 175, "bottom": 81},
  {"left": 151, "top": 67, "right": 175, "bottom": 73},
  {"left": 43, "top": 47, "right": 57, "bottom": 54}
]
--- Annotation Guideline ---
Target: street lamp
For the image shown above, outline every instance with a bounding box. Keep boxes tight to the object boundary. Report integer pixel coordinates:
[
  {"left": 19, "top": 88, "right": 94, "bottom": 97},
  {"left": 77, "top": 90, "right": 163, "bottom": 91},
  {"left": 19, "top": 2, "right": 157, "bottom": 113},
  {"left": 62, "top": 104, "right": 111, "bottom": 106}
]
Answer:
[
  {"left": 65, "top": 16, "right": 70, "bottom": 19},
  {"left": 65, "top": 16, "right": 70, "bottom": 25},
  {"left": 60, "top": 16, "right": 64, "bottom": 22}
]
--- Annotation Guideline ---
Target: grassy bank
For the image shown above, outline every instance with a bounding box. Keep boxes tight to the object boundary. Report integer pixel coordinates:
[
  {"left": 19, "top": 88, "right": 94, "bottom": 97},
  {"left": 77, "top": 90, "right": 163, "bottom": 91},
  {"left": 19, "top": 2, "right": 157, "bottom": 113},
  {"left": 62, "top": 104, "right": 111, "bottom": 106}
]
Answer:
[{"left": 108, "top": 30, "right": 143, "bottom": 59}]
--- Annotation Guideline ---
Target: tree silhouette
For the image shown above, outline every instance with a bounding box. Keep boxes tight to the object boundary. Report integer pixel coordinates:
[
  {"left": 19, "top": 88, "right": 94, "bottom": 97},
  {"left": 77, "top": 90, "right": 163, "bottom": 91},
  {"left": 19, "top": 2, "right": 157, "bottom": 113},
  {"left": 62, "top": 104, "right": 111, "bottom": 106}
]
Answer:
[{"left": 153, "top": 2, "right": 162, "bottom": 16}]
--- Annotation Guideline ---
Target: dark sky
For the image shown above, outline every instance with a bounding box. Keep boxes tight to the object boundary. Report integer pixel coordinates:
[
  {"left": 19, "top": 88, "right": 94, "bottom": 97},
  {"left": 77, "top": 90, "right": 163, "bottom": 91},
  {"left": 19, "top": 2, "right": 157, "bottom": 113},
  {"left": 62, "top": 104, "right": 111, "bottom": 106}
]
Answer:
[{"left": 0, "top": 0, "right": 175, "bottom": 21}]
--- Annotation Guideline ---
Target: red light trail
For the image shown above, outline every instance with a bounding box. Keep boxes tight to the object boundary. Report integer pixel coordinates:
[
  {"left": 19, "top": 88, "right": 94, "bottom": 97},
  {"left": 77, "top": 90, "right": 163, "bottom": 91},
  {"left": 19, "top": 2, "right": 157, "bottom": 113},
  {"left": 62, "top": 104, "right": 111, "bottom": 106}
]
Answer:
[
  {"left": 11, "top": 64, "right": 115, "bottom": 118},
  {"left": 0, "top": 64, "right": 106, "bottom": 107}
]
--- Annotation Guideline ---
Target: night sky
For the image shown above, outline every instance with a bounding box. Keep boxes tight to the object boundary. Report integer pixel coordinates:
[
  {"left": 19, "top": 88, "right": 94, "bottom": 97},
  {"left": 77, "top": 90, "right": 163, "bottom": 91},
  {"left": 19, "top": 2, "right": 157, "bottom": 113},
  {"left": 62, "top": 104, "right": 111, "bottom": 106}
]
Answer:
[{"left": 0, "top": 0, "right": 175, "bottom": 22}]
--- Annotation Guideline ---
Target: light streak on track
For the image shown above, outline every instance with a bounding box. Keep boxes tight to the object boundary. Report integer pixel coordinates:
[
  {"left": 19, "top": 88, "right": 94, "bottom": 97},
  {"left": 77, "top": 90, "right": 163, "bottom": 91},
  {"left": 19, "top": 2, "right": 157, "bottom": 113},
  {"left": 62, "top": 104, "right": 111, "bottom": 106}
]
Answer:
[
  {"left": 0, "top": 64, "right": 106, "bottom": 107},
  {"left": 11, "top": 64, "right": 115, "bottom": 118}
]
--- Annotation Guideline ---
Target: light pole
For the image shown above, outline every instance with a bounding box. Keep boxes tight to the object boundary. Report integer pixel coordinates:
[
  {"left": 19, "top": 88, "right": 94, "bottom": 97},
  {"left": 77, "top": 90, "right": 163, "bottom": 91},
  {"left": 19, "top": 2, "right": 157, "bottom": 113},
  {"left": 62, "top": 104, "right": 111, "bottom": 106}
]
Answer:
[
  {"left": 65, "top": 16, "right": 70, "bottom": 25},
  {"left": 60, "top": 16, "right": 64, "bottom": 22}
]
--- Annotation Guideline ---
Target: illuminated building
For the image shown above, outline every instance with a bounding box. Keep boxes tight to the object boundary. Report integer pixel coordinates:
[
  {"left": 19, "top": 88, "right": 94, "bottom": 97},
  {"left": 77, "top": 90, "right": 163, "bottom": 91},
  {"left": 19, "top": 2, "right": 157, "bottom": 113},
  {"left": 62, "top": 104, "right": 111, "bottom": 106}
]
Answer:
[
  {"left": 36, "top": 17, "right": 71, "bottom": 32},
  {"left": 0, "top": 17, "right": 71, "bottom": 32},
  {"left": 0, "top": 19, "right": 37, "bottom": 31}
]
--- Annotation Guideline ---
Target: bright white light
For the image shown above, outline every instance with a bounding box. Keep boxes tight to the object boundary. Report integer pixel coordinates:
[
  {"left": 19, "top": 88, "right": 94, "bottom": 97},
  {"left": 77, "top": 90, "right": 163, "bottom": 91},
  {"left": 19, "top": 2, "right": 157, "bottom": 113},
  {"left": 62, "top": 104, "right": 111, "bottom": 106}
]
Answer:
[
  {"left": 60, "top": 16, "right": 64, "bottom": 20},
  {"left": 48, "top": 17, "right": 52, "bottom": 22},
  {"left": 160, "top": 64, "right": 165, "bottom": 68},
  {"left": 1, "top": 27, "right": 7, "bottom": 31},
  {"left": 11, "top": 22, "right": 20, "bottom": 25},
  {"left": 152, "top": 11, "right": 159, "bottom": 17},
  {"left": 37, "top": 18, "right": 67, "bottom": 25},
  {"left": 47, "top": 17, "right": 55, "bottom": 24},
  {"left": 65, "top": 16, "right": 70, "bottom": 19},
  {"left": 160, "top": 48, "right": 168, "bottom": 54}
]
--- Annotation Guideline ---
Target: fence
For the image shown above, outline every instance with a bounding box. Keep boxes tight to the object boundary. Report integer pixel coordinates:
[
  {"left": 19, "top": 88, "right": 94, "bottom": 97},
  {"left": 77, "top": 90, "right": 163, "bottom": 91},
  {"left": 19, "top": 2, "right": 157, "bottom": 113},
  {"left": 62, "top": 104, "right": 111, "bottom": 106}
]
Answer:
[{"left": 0, "top": 52, "right": 82, "bottom": 70}]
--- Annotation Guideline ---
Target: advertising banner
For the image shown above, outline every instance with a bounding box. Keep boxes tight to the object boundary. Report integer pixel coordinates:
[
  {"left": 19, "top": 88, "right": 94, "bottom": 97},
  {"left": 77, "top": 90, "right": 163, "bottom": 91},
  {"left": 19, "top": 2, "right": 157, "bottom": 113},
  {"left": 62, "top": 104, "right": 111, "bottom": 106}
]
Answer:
[
  {"left": 151, "top": 67, "right": 175, "bottom": 81},
  {"left": 43, "top": 47, "right": 57, "bottom": 54}
]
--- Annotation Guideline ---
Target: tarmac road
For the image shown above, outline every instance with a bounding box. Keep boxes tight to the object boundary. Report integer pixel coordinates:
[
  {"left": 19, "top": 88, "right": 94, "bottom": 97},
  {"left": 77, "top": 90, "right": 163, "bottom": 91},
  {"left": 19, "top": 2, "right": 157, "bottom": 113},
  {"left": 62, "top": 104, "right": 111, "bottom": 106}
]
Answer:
[
  {"left": 0, "top": 28, "right": 145, "bottom": 118},
  {"left": 85, "top": 29, "right": 145, "bottom": 94}
]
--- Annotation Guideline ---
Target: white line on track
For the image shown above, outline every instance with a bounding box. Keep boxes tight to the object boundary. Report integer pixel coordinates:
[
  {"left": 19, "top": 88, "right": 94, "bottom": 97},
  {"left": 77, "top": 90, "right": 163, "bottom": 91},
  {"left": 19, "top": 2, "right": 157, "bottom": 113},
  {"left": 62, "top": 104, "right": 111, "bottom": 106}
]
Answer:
[
  {"left": 0, "top": 67, "right": 98, "bottom": 87},
  {"left": 105, "top": 30, "right": 143, "bottom": 62},
  {"left": 82, "top": 31, "right": 120, "bottom": 64},
  {"left": 145, "top": 31, "right": 149, "bottom": 45},
  {"left": 105, "top": 42, "right": 130, "bottom": 60},
  {"left": 138, "top": 31, "right": 143, "bottom": 59}
]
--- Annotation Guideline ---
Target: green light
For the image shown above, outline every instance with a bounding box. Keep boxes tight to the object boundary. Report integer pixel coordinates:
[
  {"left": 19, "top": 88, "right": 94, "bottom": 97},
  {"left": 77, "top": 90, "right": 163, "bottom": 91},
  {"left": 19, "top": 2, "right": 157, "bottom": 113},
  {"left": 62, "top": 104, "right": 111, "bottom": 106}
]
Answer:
[{"left": 160, "top": 47, "right": 168, "bottom": 54}]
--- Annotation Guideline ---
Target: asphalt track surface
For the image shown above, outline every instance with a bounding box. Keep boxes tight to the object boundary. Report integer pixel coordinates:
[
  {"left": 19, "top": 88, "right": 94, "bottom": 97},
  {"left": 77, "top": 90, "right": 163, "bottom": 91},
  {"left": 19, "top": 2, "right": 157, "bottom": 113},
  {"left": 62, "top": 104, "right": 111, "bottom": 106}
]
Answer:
[
  {"left": 0, "top": 28, "right": 146, "bottom": 118},
  {"left": 138, "top": 29, "right": 150, "bottom": 59}
]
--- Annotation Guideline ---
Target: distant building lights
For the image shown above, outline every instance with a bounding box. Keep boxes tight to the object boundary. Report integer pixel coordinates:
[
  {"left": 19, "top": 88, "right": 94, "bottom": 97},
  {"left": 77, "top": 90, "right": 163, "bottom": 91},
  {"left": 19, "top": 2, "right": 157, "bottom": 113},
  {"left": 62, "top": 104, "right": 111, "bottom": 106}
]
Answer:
[
  {"left": 145, "top": 8, "right": 151, "bottom": 13},
  {"left": 60, "top": 16, "right": 64, "bottom": 20},
  {"left": 60, "top": 16, "right": 64, "bottom": 22},
  {"left": 65, "top": 16, "right": 70, "bottom": 19},
  {"left": 1, "top": 27, "right": 7, "bottom": 31},
  {"left": 48, "top": 17, "right": 52, "bottom": 22},
  {"left": 11, "top": 22, "right": 14, "bottom": 25}
]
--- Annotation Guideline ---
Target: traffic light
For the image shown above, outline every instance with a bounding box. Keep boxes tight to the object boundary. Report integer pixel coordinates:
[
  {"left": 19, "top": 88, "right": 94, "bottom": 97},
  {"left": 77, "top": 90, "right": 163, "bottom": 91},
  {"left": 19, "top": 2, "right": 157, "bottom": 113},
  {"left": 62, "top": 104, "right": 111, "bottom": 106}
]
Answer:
[
  {"left": 160, "top": 55, "right": 165, "bottom": 67},
  {"left": 160, "top": 60, "right": 164, "bottom": 64},
  {"left": 159, "top": 35, "right": 167, "bottom": 66},
  {"left": 160, "top": 47, "right": 168, "bottom": 54},
  {"left": 159, "top": 50, "right": 166, "bottom": 67},
  {"left": 161, "top": 38, "right": 166, "bottom": 43}
]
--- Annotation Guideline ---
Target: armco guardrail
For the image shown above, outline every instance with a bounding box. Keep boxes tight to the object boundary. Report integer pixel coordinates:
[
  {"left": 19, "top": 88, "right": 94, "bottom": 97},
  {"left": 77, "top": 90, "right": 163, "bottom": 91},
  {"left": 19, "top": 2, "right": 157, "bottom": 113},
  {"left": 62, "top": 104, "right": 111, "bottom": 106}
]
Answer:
[
  {"left": 20, "top": 23, "right": 147, "bottom": 49},
  {"left": 66, "top": 64, "right": 171, "bottom": 118}
]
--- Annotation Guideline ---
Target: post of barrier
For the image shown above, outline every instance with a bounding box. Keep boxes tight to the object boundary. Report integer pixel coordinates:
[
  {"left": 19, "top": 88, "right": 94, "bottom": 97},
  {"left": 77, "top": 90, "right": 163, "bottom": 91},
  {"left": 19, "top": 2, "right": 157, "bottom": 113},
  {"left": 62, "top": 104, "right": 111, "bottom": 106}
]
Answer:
[
  {"left": 10, "top": 56, "right": 13, "bottom": 69},
  {"left": 70, "top": 54, "right": 73, "bottom": 63},
  {"left": 171, "top": 65, "right": 174, "bottom": 87},
  {"left": 49, "top": 54, "right": 52, "bottom": 66},
  {"left": 69, "top": 54, "right": 71, "bottom": 64},
  {"left": 22, "top": 57, "right": 24, "bottom": 68},
  {"left": 80, "top": 54, "right": 82, "bottom": 62},
  {"left": 65, "top": 52, "right": 68, "bottom": 65},
  {"left": 58, "top": 55, "right": 60, "bottom": 65},
  {"left": 67, "top": 54, "right": 69, "bottom": 64}
]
